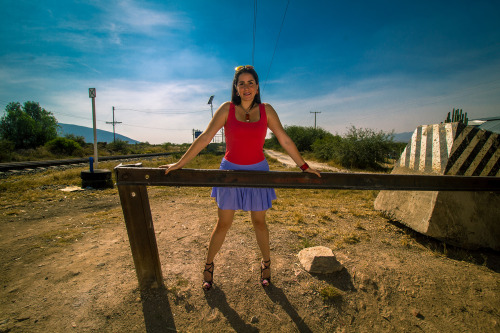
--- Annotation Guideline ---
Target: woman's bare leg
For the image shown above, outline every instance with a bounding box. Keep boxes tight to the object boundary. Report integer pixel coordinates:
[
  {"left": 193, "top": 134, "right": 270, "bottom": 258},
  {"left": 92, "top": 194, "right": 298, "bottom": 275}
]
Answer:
[
  {"left": 204, "top": 209, "right": 235, "bottom": 282},
  {"left": 251, "top": 210, "right": 271, "bottom": 280}
]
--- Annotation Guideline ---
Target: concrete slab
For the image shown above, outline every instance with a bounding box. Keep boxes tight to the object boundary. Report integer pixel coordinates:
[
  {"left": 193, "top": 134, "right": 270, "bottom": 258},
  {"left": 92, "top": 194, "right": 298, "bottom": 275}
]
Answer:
[{"left": 375, "top": 123, "right": 500, "bottom": 250}]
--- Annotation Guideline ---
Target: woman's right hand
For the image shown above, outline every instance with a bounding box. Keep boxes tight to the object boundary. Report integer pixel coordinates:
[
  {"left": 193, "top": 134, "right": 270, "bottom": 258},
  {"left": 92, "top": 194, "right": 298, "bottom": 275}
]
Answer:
[{"left": 158, "top": 162, "right": 182, "bottom": 175}]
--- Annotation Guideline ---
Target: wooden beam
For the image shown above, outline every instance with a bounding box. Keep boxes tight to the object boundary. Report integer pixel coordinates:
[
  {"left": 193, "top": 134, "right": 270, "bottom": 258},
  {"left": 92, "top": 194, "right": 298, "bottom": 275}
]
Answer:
[
  {"left": 117, "top": 184, "right": 163, "bottom": 289},
  {"left": 115, "top": 167, "right": 500, "bottom": 191},
  {"left": 114, "top": 165, "right": 499, "bottom": 289}
]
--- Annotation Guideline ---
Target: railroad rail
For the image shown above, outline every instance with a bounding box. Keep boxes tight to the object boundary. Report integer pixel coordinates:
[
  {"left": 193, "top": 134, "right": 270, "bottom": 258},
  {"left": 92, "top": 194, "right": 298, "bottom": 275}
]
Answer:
[{"left": 0, "top": 152, "right": 174, "bottom": 172}]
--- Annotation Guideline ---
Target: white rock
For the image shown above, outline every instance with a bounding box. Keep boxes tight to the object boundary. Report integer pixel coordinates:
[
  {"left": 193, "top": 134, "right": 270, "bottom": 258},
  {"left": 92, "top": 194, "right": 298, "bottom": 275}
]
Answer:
[{"left": 298, "top": 246, "right": 343, "bottom": 274}]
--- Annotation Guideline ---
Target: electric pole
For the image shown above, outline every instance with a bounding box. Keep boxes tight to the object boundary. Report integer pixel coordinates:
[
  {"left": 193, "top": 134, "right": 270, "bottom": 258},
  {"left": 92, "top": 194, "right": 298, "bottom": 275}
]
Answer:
[
  {"left": 310, "top": 111, "right": 321, "bottom": 129},
  {"left": 106, "top": 106, "right": 122, "bottom": 143}
]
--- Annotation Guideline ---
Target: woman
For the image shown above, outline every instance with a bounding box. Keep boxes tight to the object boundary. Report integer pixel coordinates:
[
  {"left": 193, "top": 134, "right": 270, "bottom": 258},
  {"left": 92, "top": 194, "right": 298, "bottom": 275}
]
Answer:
[{"left": 160, "top": 65, "right": 320, "bottom": 290}]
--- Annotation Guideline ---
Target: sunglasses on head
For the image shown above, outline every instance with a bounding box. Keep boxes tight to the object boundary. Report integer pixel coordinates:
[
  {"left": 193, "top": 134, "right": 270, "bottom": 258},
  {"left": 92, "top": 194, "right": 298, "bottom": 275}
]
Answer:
[{"left": 235, "top": 65, "right": 254, "bottom": 71}]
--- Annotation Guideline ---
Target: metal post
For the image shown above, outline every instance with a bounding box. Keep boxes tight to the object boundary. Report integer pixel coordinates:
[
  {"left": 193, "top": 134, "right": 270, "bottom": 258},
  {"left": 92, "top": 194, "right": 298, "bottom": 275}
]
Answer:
[{"left": 89, "top": 88, "right": 98, "bottom": 170}]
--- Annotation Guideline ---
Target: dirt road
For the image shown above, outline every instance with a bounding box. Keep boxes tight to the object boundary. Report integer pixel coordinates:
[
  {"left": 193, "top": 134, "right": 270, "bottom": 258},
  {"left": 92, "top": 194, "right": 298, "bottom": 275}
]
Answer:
[{"left": 264, "top": 149, "right": 343, "bottom": 172}]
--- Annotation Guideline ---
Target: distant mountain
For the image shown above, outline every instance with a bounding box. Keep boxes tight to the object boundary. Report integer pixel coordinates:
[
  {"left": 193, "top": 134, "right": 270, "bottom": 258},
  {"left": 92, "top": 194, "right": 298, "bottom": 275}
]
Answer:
[
  {"left": 57, "top": 123, "right": 139, "bottom": 144},
  {"left": 393, "top": 132, "right": 413, "bottom": 143}
]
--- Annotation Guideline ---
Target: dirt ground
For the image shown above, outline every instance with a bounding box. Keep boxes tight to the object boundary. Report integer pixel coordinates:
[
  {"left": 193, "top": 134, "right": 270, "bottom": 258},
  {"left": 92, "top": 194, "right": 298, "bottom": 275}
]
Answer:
[{"left": 1, "top": 153, "right": 499, "bottom": 332}]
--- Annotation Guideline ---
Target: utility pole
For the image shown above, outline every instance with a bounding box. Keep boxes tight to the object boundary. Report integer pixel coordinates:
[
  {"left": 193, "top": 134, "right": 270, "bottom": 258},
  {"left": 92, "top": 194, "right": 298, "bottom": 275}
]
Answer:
[
  {"left": 310, "top": 111, "right": 321, "bottom": 129},
  {"left": 106, "top": 106, "right": 122, "bottom": 143}
]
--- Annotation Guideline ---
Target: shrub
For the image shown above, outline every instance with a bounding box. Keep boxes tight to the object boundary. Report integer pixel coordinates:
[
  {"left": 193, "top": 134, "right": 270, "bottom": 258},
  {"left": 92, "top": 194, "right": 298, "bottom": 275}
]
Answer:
[
  {"left": 204, "top": 143, "right": 224, "bottom": 154},
  {"left": 311, "top": 135, "right": 342, "bottom": 161},
  {"left": 107, "top": 139, "right": 130, "bottom": 155},
  {"left": 266, "top": 126, "right": 332, "bottom": 152},
  {"left": 312, "top": 126, "right": 395, "bottom": 170},
  {"left": 162, "top": 142, "right": 172, "bottom": 151},
  {"left": 0, "top": 139, "right": 15, "bottom": 162},
  {"left": 338, "top": 126, "right": 394, "bottom": 169},
  {"left": 64, "top": 134, "right": 86, "bottom": 147},
  {"left": 45, "top": 137, "right": 82, "bottom": 156}
]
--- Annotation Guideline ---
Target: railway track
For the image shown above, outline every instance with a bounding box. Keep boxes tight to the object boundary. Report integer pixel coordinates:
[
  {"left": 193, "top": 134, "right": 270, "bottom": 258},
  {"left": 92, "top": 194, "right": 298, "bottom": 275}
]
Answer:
[{"left": 0, "top": 152, "right": 174, "bottom": 173}]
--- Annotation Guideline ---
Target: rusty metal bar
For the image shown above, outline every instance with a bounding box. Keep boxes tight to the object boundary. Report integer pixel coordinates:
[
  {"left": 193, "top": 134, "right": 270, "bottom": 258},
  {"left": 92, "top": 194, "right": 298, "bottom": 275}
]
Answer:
[{"left": 115, "top": 167, "right": 499, "bottom": 191}]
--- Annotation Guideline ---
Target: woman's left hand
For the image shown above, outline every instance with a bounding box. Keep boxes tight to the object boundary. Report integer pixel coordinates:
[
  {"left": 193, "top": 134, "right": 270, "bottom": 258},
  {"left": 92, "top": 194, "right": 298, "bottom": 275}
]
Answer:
[
  {"left": 159, "top": 162, "right": 182, "bottom": 175},
  {"left": 305, "top": 167, "right": 321, "bottom": 177}
]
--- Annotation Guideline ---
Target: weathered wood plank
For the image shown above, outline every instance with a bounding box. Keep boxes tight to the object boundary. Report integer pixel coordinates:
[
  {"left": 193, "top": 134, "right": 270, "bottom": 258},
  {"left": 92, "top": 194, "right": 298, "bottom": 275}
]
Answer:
[
  {"left": 117, "top": 184, "right": 163, "bottom": 289},
  {"left": 115, "top": 167, "right": 500, "bottom": 191}
]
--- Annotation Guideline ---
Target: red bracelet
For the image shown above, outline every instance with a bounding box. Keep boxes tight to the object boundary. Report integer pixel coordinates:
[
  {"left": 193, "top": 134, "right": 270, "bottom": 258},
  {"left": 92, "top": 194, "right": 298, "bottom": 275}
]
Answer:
[{"left": 300, "top": 163, "right": 309, "bottom": 171}]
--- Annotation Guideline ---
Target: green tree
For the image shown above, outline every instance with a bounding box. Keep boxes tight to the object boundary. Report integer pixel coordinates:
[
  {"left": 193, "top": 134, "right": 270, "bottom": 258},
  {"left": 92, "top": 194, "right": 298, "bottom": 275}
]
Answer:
[{"left": 0, "top": 101, "right": 58, "bottom": 149}]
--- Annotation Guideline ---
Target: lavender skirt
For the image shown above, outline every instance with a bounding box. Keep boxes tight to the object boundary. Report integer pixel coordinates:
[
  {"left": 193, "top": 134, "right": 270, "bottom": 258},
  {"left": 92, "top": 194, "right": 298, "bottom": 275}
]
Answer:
[{"left": 211, "top": 158, "right": 277, "bottom": 211}]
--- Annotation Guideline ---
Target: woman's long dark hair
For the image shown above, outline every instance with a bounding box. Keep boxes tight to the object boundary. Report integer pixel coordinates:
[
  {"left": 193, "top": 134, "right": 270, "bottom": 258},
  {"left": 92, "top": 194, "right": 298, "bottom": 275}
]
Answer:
[{"left": 231, "top": 67, "right": 262, "bottom": 108}]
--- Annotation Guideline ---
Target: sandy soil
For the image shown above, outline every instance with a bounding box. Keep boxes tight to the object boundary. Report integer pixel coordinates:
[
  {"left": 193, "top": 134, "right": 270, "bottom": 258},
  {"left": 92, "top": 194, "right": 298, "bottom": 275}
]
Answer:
[{"left": 0, "top": 153, "right": 499, "bottom": 332}]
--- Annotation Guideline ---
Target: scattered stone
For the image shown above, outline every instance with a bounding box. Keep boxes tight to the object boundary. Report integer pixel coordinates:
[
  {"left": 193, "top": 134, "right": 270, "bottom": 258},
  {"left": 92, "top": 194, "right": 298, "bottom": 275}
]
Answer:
[
  {"left": 298, "top": 246, "right": 343, "bottom": 274},
  {"left": 60, "top": 186, "right": 84, "bottom": 192},
  {"left": 411, "top": 308, "right": 424, "bottom": 319}
]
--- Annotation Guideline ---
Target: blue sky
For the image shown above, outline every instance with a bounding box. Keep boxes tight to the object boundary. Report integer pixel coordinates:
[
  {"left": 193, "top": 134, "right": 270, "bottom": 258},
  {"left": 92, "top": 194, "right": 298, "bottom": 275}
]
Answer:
[{"left": 1, "top": 0, "right": 499, "bottom": 144}]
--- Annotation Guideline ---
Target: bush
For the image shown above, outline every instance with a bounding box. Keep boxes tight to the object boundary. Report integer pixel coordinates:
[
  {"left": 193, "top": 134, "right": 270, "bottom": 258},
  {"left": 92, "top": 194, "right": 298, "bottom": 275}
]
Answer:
[
  {"left": 204, "top": 142, "right": 225, "bottom": 154},
  {"left": 45, "top": 137, "right": 83, "bottom": 156},
  {"left": 107, "top": 139, "right": 130, "bottom": 155},
  {"left": 335, "top": 127, "right": 394, "bottom": 169},
  {"left": 0, "top": 139, "right": 15, "bottom": 162},
  {"left": 266, "top": 126, "right": 332, "bottom": 152},
  {"left": 64, "top": 134, "right": 86, "bottom": 147},
  {"left": 311, "top": 135, "right": 342, "bottom": 161}
]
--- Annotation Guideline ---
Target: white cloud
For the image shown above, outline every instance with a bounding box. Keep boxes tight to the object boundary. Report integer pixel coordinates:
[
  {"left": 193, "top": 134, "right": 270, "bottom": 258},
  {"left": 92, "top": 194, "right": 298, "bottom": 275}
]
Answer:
[
  {"left": 113, "top": 0, "right": 186, "bottom": 30},
  {"left": 269, "top": 64, "right": 500, "bottom": 136}
]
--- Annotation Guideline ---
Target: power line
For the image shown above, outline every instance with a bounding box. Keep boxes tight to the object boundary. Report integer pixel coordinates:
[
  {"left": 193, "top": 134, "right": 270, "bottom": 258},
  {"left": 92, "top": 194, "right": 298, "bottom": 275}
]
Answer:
[
  {"left": 262, "top": 0, "right": 290, "bottom": 93},
  {"left": 119, "top": 123, "right": 190, "bottom": 131},
  {"left": 114, "top": 108, "right": 209, "bottom": 115},
  {"left": 51, "top": 110, "right": 190, "bottom": 131},
  {"left": 252, "top": 0, "right": 257, "bottom": 66}
]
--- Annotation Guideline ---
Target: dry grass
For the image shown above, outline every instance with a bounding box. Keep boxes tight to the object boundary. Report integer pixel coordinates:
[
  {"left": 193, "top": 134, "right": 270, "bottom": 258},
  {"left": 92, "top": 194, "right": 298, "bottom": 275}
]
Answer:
[
  {"left": 2, "top": 153, "right": 383, "bottom": 253},
  {"left": 267, "top": 184, "right": 379, "bottom": 250}
]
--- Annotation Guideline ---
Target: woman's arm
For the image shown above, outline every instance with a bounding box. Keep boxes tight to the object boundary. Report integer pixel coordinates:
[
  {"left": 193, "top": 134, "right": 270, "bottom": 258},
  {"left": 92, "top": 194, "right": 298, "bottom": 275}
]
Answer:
[
  {"left": 265, "top": 104, "right": 321, "bottom": 177},
  {"left": 159, "top": 102, "right": 230, "bottom": 174}
]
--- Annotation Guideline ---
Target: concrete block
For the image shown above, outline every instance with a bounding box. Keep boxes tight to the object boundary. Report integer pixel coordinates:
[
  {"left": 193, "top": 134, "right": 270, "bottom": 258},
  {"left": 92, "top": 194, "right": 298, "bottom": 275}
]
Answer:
[{"left": 375, "top": 123, "right": 500, "bottom": 250}]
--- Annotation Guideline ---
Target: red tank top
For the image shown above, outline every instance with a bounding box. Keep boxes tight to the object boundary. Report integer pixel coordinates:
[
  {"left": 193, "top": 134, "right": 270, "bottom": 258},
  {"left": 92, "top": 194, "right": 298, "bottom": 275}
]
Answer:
[{"left": 224, "top": 103, "right": 268, "bottom": 165}]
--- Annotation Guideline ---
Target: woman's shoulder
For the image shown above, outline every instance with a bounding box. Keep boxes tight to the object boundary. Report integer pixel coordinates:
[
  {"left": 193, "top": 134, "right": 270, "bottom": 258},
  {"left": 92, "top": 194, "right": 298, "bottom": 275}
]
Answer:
[
  {"left": 217, "top": 101, "right": 232, "bottom": 112},
  {"left": 262, "top": 103, "right": 277, "bottom": 115}
]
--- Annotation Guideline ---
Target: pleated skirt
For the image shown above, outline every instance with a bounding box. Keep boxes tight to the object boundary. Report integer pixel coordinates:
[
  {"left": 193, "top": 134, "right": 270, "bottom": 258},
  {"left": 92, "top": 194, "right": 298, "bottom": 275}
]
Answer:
[{"left": 211, "top": 158, "right": 277, "bottom": 211}]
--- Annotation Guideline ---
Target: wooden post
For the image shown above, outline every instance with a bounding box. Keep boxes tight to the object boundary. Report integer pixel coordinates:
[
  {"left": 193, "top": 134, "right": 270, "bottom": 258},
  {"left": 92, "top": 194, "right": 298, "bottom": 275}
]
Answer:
[{"left": 117, "top": 184, "right": 163, "bottom": 289}]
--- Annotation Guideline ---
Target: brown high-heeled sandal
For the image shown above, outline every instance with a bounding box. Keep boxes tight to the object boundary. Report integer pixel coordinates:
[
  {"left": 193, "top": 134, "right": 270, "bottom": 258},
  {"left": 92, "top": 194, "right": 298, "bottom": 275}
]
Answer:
[
  {"left": 203, "top": 262, "right": 214, "bottom": 291},
  {"left": 260, "top": 259, "right": 271, "bottom": 287}
]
